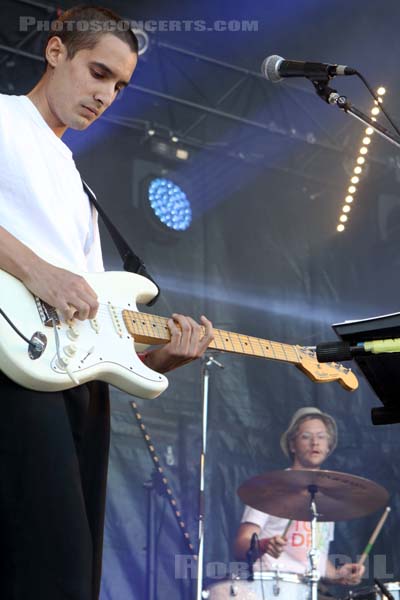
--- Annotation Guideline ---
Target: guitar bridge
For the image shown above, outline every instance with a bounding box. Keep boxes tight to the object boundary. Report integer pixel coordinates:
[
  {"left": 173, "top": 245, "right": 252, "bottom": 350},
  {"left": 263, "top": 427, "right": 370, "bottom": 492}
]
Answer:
[{"left": 35, "top": 297, "right": 60, "bottom": 327}]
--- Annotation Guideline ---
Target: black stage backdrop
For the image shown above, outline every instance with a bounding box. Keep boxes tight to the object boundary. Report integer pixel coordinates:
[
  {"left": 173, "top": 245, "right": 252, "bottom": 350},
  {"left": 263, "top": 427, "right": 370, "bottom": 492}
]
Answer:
[
  {"left": 76, "top": 128, "right": 400, "bottom": 600},
  {"left": 1, "top": 1, "right": 400, "bottom": 598}
]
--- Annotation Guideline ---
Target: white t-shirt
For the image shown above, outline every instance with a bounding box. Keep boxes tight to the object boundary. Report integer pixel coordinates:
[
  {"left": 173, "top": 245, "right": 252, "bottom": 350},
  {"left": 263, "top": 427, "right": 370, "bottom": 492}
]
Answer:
[
  {"left": 241, "top": 505, "right": 334, "bottom": 576},
  {"left": 0, "top": 94, "right": 103, "bottom": 272}
]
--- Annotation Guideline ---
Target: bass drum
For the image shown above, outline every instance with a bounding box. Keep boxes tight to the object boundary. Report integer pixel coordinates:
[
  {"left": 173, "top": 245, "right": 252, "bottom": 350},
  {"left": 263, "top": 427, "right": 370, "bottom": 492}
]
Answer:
[{"left": 205, "top": 571, "right": 310, "bottom": 599}]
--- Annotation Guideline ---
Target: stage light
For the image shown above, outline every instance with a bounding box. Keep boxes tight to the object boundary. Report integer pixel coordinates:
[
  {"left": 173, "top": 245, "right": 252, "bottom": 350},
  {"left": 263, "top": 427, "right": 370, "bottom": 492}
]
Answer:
[
  {"left": 171, "top": 135, "right": 179, "bottom": 143},
  {"left": 149, "top": 139, "right": 191, "bottom": 162},
  {"left": 336, "top": 85, "right": 386, "bottom": 233},
  {"left": 175, "top": 148, "right": 189, "bottom": 161},
  {"left": 147, "top": 178, "right": 192, "bottom": 231}
]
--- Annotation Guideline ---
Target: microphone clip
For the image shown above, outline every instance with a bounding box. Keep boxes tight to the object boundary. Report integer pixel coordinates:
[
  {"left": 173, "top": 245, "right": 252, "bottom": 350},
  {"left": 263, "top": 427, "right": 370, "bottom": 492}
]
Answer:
[{"left": 312, "top": 80, "right": 342, "bottom": 105}]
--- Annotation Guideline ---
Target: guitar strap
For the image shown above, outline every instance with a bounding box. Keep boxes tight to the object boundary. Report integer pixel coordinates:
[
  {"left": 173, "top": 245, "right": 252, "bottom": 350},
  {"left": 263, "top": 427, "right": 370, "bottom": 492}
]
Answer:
[{"left": 81, "top": 179, "right": 160, "bottom": 306}]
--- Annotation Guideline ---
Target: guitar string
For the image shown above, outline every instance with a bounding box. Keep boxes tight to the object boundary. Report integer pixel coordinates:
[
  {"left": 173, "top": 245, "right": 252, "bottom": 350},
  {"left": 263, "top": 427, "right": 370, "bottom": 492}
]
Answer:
[
  {"left": 55, "top": 303, "right": 318, "bottom": 364},
  {"left": 62, "top": 304, "right": 303, "bottom": 363},
  {"left": 46, "top": 307, "right": 348, "bottom": 377}
]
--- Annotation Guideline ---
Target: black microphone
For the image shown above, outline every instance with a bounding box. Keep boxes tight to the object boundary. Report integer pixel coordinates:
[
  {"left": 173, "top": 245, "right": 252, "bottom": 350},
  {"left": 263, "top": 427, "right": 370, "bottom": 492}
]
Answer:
[
  {"left": 261, "top": 55, "right": 357, "bottom": 83},
  {"left": 246, "top": 533, "right": 258, "bottom": 580},
  {"left": 316, "top": 341, "right": 361, "bottom": 363}
]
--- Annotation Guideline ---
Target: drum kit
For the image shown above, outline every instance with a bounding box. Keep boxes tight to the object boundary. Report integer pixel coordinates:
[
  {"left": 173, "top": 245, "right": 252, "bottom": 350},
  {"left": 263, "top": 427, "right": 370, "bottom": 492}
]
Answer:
[{"left": 204, "top": 468, "right": 394, "bottom": 600}]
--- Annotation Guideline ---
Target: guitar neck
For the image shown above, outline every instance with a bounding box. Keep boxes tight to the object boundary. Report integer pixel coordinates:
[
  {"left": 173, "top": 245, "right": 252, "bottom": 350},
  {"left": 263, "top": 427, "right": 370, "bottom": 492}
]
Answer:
[{"left": 122, "top": 310, "right": 300, "bottom": 365}]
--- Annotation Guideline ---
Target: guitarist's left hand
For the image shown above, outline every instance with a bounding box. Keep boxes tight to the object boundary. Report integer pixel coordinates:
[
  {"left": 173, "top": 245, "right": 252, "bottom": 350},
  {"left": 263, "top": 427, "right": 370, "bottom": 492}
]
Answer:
[{"left": 141, "top": 313, "right": 213, "bottom": 373}]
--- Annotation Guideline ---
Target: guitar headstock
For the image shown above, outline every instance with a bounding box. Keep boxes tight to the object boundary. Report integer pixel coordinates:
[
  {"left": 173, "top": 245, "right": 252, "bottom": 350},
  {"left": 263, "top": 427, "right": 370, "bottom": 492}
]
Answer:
[{"left": 296, "top": 346, "right": 358, "bottom": 391}]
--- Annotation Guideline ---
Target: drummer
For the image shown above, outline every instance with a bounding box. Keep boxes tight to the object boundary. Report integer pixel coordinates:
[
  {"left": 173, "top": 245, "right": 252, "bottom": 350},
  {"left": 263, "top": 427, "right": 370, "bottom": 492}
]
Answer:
[{"left": 234, "top": 407, "right": 365, "bottom": 585}]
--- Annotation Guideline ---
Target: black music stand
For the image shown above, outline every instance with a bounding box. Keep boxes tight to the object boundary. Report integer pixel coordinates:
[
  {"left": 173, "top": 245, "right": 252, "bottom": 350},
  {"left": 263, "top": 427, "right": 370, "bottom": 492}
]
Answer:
[{"left": 333, "top": 312, "right": 400, "bottom": 425}]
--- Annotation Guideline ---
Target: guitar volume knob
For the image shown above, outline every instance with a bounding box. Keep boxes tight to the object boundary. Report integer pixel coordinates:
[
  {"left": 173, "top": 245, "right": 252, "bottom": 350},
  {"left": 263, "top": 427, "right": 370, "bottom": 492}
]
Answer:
[
  {"left": 56, "top": 356, "right": 70, "bottom": 370},
  {"left": 67, "top": 327, "right": 79, "bottom": 341},
  {"left": 63, "top": 344, "right": 77, "bottom": 357}
]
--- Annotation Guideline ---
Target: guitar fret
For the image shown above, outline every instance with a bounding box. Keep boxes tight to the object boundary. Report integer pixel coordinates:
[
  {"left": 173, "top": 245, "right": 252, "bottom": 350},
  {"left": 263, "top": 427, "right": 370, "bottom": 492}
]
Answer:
[
  {"left": 237, "top": 334, "right": 246, "bottom": 354},
  {"left": 214, "top": 330, "right": 227, "bottom": 351},
  {"left": 271, "top": 342, "right": 288, "bottom": 360},
  {"left": 241, "top": 335, "right": 254, "bottom": 355},
  {"left": 125, "top": 313, "right": 298, "bottom": 364},
  {"left": 121, "top": 310, "right": 352, "bottom": 395}
]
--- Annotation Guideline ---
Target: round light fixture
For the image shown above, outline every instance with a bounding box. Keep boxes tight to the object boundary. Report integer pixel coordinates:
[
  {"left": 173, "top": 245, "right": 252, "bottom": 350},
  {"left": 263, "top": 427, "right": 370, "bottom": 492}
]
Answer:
[{"left": 147, "top": 178, "right": 192, "bottom": 231}]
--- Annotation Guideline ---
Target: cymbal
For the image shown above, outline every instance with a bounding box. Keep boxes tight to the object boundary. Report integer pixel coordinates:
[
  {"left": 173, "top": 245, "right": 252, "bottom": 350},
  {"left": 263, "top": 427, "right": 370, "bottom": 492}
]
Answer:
[{"left": 237, "top": 469, "right": 389, "bottom": 521}]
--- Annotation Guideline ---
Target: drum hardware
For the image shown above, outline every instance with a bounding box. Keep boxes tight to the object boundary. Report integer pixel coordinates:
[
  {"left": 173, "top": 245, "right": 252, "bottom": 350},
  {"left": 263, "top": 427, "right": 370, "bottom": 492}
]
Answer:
[
  {"left": 229, "top": 579, "right": 240, "bottom": 597},
  {"left": 237, "top": 469, "right": 389, "bottom": 522},
  {"left": 343, "top": 582, "right": 400, "bottom": 600},
  {"left": 307, "top": 484, "right": 320, "bottom": 600},
  {"left": 236, "top": 469, "right": 390, "bottom": 600},
  {"left": 345, "top": 586, "right": 377, "bottom": 600},
  {"left": 374, "top": 578, "right": 396, "bottom": 600},
  {"left": 273, "top": 567, "right": 281, "bottom": 596},
  {"left": 206, "top": 571, "right": 310, "bottom": 599}
]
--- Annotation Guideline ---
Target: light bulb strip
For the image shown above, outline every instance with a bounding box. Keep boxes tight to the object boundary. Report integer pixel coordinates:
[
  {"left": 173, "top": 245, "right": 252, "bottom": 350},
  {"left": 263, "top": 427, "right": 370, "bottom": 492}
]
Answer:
[{"left": 336, "top": 86, "right": 386, "bottom": 233}]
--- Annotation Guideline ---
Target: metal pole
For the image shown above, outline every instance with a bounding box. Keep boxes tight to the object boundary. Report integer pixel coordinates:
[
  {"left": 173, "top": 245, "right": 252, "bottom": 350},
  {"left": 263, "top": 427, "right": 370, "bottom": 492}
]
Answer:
[
  {"left": 307, "top": 485, "right": 320, "bottom": 600},
  {"left": 144, "top": 478, "right": 156, "bottom": 600},
  {"left": 196, "top": 355, "right": 224, "bottom": 600}
]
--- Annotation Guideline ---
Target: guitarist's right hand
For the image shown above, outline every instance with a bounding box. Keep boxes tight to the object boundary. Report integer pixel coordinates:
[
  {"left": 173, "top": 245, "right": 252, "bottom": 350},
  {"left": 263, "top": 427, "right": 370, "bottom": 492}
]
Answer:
[
  {"left": 24, "top": 258, "right": 99, "bottom": 322},
  {"left": 0, "top": 225, "right": 99, "bottom": 321}
]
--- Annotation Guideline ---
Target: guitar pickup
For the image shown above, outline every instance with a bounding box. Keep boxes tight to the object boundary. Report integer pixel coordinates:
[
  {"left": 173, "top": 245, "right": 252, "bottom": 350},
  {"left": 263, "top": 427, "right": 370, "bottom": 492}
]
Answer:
[{"left": 35, "top": 297, "right": 60, "bottom": 327}]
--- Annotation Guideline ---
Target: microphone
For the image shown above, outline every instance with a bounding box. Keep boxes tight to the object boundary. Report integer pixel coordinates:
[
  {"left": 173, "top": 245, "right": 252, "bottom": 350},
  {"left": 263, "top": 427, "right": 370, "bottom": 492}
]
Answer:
[
  {"left": 250, "top": 532, "right": 257, "bottom": 552},
  {"left": 261, "top": 55, "right": 357, "bottom": 83},
  {"left": 246, "top": 533, "right": 258, "bottom": 580}
]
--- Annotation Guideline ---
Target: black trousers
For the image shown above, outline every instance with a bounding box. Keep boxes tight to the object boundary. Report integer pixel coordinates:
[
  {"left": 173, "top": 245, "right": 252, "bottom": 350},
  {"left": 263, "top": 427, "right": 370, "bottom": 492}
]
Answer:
[{"left": 0, "top": 373, "right": 110, "bottom": 600}]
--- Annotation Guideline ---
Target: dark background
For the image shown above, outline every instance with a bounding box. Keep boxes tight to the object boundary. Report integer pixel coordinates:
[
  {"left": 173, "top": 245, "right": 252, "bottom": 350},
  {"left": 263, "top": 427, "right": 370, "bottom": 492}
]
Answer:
[{"left": 1, "top": 1, "right": 400, "bottom": 598}]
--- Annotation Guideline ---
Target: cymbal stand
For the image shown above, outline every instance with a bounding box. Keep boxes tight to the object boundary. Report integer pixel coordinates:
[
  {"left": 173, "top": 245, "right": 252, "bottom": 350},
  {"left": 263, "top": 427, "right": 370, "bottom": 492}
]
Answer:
[{"left": 307, "top": 484, "right": 320, "bottom": 600}]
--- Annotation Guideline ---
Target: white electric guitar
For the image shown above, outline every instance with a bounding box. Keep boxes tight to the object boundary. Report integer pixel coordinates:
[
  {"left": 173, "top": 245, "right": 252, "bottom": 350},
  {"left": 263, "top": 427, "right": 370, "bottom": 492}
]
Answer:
[{"left": 0, "top": 270, "right": 358, "bottom": 399}]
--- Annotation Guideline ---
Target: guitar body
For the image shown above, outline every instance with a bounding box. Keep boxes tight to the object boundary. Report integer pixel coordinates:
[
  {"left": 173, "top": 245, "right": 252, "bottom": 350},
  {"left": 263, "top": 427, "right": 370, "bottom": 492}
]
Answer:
[
  {"left": 0, "top": 269, "right": 358, "bottom": 397},
  {"left": 0, "top": 270, "right": 168, "bottom": 399}
]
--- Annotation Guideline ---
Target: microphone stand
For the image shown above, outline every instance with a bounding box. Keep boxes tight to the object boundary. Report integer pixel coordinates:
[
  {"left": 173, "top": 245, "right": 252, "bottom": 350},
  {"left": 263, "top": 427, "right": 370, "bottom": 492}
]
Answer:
[
  {"left": 143, "top": 474, "right": 157, "bottom": 600},
  {"left": 312, "top": 80, "right": 400, "bottom": 150},
  {"left": 196, "top": 354, "right": 224, "bottom": 600}
]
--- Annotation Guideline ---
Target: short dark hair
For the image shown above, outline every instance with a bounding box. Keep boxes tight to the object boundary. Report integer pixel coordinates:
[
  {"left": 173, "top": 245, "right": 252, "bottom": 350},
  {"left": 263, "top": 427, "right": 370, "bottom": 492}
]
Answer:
[{"left": 44, "top": 5, "right": 138, "bottom": 64}]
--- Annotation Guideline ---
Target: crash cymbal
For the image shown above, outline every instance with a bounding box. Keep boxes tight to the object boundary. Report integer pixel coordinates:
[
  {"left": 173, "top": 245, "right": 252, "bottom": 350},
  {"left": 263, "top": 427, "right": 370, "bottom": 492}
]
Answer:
[{"left": 237, "top": 469, "right": 389, "bottom": 521}]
